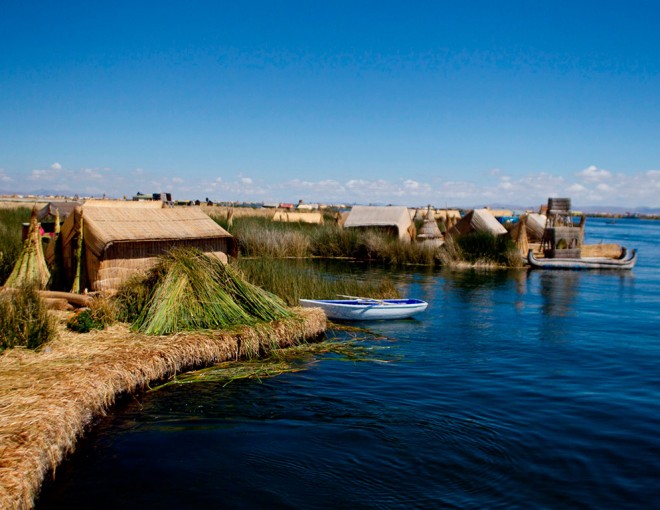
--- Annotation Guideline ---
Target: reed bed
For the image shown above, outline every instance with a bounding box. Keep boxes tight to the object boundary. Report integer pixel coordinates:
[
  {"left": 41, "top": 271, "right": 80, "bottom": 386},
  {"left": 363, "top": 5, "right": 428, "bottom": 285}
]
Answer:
[
  {"left": 439, "top": 232, "right": 523, "bottom": 268},
  {"left": 235, "top": 258, "right": 400, "bottom": 306},
  {"left": 0, "top": 307, "right": 326, "bottom": 510},
  {"left": 152, "top": 326, "right": 402, "bottom": 389},
  {"left": 217, "top": 215, "right": 443, "bottom": 266}
]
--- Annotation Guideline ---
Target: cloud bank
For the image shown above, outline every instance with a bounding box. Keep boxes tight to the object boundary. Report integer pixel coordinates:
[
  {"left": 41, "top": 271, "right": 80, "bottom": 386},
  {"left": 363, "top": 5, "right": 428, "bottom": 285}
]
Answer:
[{"left": 4, "top": 164, "right": 659, "bottom": 209}]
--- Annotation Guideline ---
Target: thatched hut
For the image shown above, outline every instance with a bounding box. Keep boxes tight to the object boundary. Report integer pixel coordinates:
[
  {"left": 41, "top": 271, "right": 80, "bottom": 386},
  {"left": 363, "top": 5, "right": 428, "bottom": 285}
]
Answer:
[
  {"left": 46, "top": 204, "right": 236, "bottom": 291},
  {"left": 343, "top": 206, "right": 413, "bottom": 242},
  {"left": 449, "top": 208, "right": 507, "bottom": 237},
  {"left": 37, "top": 201, "right": 80, "bottom": 224}
]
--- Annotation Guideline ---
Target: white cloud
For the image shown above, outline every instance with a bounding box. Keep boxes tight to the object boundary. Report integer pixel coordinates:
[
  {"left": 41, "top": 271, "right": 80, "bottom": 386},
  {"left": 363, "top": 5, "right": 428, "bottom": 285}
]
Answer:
[
  {"left": 29, "top": 169, "right": 57, "bottom": 181},
  {"left": 172, "top": 177, "right": 184, "bottom": 184},
  {"left": 0, "top": 169, "right": 12, "bottom": 183},
  {"left": 82, "top": 168, "right": 103, "bottom": 180},
  {"left": 577, "top": 165, "right": 612, "bottom": 182},
  {"left": 567, "top": 183, "right": 586, "bottom": 193},
  {"left": 51, "top": 162, "right": 62, "bottom": 170}
]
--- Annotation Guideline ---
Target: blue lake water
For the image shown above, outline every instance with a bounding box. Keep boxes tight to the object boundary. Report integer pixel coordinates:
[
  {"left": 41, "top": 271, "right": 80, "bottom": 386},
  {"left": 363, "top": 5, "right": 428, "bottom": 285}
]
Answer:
[{"left": 38, "top": 218, "right": 660, "bottom": 509}]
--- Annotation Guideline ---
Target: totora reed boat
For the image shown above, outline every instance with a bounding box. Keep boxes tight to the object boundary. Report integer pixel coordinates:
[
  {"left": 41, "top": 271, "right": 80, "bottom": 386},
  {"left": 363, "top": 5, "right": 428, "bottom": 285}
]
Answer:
[
  {"left": 299, "top": 297, "right": 428, "bottom": 321},
  {"left": 528, "top": 247, "right": 638, "bottom": 270}
]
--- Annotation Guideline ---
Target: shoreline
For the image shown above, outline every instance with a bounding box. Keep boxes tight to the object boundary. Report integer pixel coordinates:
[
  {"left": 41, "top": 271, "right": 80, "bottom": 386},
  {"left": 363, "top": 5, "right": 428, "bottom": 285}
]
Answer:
[{"left": 0, "top": 308, "right": 326, "bottom": 510}]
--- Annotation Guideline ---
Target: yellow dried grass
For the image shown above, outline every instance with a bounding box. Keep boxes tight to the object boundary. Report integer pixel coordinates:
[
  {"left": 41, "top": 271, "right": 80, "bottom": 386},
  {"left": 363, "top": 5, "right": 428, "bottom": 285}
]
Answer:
[{"left": 0, "top": 307, "right": 325, "bottom": 510}]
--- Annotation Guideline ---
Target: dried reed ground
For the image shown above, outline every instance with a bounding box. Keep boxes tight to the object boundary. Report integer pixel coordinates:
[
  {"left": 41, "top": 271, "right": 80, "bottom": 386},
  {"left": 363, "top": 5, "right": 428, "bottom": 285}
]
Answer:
[{"left": 0, "top": 307, "right": 326, "bottom": 510}]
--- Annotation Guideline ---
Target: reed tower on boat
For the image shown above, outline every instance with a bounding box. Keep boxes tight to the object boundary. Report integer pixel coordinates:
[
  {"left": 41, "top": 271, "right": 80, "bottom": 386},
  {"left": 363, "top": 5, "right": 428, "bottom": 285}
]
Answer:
[{"left": 541, "top": 197, "right": 585, "bottom": 259}]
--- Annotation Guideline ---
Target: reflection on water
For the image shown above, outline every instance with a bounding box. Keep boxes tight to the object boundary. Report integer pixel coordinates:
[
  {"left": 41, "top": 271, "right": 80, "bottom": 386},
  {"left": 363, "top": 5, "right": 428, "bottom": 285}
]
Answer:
[{"left": 37, "top": 219, "right": 660, "bottom": 510}]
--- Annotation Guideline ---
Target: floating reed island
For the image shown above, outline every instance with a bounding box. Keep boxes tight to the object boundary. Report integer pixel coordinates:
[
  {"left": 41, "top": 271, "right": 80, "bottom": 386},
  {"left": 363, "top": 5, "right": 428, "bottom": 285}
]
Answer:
[
  {"left": 0, "top": 228, "right": 327, "bottom": 510},
  {"left": 0, "top": 308, "right": 325, "bottom": 510}
]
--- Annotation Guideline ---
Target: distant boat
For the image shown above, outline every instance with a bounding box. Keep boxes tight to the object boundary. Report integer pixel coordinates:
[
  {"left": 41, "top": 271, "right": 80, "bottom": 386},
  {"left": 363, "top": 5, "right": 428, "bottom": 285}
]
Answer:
[
  {"left": 299, "top": 297, "right": 428, "bottom": 321},
  {"left": 527, "top": 248, "right": 637, "bottom": 270}
]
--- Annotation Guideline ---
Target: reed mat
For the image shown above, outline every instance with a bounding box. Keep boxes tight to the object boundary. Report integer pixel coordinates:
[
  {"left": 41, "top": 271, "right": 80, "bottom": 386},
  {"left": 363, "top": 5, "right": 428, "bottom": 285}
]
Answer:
[
  {"left": 150, "top": 324, "right": 401, "bottom": 390},
  {"left": 0, "top": 307, "right": 325, "bottom": 510}
]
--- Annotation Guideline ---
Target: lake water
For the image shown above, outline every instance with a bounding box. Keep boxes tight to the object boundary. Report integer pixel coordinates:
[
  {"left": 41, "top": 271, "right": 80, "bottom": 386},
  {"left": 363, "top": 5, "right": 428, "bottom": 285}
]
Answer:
[{"left": 38, "top": 218, "right": 660, "bottom": 509}]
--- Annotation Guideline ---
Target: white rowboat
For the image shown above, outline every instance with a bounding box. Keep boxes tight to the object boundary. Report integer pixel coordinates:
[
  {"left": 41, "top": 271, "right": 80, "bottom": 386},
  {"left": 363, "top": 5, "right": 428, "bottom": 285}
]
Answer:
[{"left": 299, "top": 298, "right": 428, "bottom": 321}]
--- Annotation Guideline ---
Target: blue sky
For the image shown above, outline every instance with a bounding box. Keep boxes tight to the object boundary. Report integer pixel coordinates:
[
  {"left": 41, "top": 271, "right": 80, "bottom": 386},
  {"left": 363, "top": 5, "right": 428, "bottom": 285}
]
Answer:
[{"left": 1, "top": 1, "right": 659, "bottom": 208}]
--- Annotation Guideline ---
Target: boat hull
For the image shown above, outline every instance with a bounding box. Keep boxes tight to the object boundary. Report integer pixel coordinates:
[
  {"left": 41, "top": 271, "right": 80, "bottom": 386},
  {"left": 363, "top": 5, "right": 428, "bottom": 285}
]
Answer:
[
  {"left": 299, "top": 299, "right": 428, "bottom": 321},
  {"left": 527, "top": 248, "right": 637, "bottom": 270}
]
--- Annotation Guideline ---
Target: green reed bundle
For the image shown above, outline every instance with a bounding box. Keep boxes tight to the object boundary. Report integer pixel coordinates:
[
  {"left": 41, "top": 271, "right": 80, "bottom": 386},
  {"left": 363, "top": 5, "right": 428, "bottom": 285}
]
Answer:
[
  {"left": 4, "top": 206, "right": 50, "bottom": 289},
  {"left": 132, "top": 248, "right": 292, "bottom": 335}
]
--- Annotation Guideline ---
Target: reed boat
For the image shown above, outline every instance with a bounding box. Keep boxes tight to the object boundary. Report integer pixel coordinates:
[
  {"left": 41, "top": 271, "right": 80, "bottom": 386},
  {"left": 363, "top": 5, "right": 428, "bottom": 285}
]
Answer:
[
  {"left": 299, "top": 297, "right": 428, "bottom": 321},
  {"left": 527, "top": 248, "right": 637, "bottom": 270}
]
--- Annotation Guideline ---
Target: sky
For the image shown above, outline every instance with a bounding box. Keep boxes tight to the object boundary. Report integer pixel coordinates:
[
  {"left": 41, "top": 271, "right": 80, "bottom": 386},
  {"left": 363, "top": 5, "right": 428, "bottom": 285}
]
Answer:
[{"left": 1, "top": 1, "right": 659, "bottom": 208}]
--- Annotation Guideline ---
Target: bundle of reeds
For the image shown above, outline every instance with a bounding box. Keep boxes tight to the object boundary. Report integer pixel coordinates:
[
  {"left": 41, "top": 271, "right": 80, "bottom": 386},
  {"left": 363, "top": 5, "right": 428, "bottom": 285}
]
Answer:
[
  {"left": 131, "top": 248, "right": 292, "bottom": 335},
  {"left": 4, "top": 206, "right": 50, "bottom": 289}
]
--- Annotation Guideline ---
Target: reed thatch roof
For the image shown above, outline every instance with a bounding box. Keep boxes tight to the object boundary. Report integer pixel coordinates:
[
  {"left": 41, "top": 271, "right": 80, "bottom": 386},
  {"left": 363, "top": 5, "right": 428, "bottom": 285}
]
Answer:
[
  {"left": 450, "top": 208, "right": 507, "bottom": 237},
  {"left": 82, "top": 199, "right": 164, "bottom": 209},
  {"left": 61, "top": 205, "right": 233, "bottom": 259},
  {"left": 344, "top": 206, "right": 413, "bottom": 241}
]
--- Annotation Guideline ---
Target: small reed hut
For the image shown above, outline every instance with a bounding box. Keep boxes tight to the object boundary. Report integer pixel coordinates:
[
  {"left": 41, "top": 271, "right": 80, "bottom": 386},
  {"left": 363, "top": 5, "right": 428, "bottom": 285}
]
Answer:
[
  {"left": 449, "top": 208, "right": 507, "bottom": 237},
  {"left": 343, "top": 205, "right": 414, "bottom": 242},
  {"left": 416, "top": 207, "right": 444, "bottom": 246},
  {"left": 47, "top": 203, "right": 236, "bottom": 292}
]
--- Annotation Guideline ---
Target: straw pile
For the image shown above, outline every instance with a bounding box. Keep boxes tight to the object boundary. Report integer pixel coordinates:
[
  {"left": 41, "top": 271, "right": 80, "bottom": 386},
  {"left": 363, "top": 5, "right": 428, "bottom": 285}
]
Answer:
[
  {"left": 131, "top": 248, "right": 292, "bottom": 335},
  {"left": 0, "top": 307, "right": 326, "bottom": 510},
  {"left": 4, "top": 207, "right": 49, "bottom": 289},
  {"left": 512, "top": 214, "right": 529, "bottom": 257}
]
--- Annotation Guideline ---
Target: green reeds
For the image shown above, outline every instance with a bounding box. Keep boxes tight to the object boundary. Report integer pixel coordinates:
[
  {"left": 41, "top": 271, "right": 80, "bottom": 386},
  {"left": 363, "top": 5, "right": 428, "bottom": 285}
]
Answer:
[
  {"left": 127, "top": 248, "right": 292, "bottom": 335},
  {"left": 235, "top": 258, "right": 400, "bottom": 306}
]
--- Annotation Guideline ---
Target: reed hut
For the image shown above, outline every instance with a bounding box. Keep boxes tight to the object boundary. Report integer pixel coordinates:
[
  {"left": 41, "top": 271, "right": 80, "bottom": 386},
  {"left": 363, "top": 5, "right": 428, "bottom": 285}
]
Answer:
[
  {"left": 272, "top": 211, "right": 324, "bottom": 224},
  {"left": 525, "top": 213, "right": 547, "bottom": 241},
  {"left": 47, "top": 204, "right": 236, "bottom": 292},
  {"left": 449, "top": 208, "right": 507, "bottom": 237},
  {"left": 37, "top": 201, "right": 80, "bottom": 224},
  {"left": 343, "top": 206, "right": 413, "bottom": 242}
]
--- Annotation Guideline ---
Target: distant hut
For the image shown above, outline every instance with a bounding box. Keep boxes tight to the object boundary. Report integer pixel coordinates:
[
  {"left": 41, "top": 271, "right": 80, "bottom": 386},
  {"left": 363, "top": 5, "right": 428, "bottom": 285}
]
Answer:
[
  {"left": 449, "top": 208, "right": 507, "bottom": 237},
  {"left": 343, "top": 206, "right": 413, "bottom": 242},
  {"left": 272, "top": 211, "right": 324, "bottom": 224},
  {"left": 37, "top": 201, "right": 80, "bottom": 224},
  {"left": 47, "top": 204, "right": 236, "bottom": 292}
]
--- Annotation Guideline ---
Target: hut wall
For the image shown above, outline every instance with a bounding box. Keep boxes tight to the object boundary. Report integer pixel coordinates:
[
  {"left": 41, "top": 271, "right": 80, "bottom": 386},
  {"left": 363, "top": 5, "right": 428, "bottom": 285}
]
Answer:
[{"left": 88, "top": 238, "right": 233, "bottom": 291}]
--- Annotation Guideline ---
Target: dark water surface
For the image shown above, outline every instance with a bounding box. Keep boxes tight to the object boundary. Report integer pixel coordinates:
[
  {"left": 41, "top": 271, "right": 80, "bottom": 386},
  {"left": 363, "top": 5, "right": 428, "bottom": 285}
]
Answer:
[{"left": 38, "top": 219, "right": 660, "bottom": 509}]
